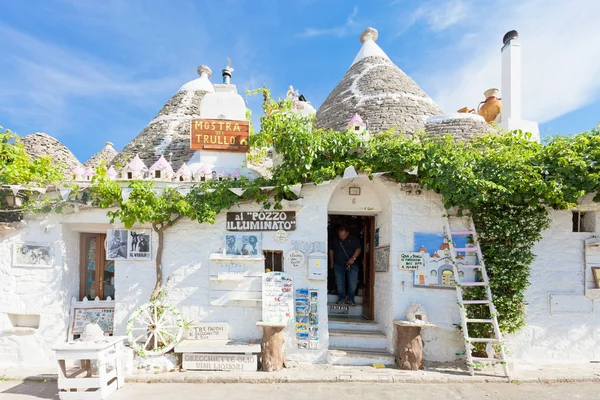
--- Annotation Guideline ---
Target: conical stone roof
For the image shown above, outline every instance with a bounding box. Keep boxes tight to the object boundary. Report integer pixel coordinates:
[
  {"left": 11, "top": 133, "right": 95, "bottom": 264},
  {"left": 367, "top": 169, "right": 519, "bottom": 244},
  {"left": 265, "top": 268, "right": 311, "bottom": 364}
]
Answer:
[
  {"left": 425, "top": 114, "right": 496, "bottom": 139},
  {"left": 112, "top": 66, "right": 215, "bottom": 171},
  {"left": 84, "top": 142, "right": 118, "bottom": 168},
  {"left": 315, "top": 28, "right": 443, "bottom": 135},
  {"left": 21, "top": 132, "right": 82, "bottom": 172}
]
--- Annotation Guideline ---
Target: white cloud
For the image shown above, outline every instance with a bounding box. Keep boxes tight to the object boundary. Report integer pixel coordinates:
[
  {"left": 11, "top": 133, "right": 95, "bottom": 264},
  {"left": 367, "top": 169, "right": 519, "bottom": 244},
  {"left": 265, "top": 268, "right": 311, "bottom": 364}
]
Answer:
[
  {"left": 299, "top": 6, "right": 362, "bottom": 38},
  {"left": 410, "top": 0, "right": 469, "bottom": 32},
  {"left": 413, "top": 0, "right": 600, "bottom": 124}
]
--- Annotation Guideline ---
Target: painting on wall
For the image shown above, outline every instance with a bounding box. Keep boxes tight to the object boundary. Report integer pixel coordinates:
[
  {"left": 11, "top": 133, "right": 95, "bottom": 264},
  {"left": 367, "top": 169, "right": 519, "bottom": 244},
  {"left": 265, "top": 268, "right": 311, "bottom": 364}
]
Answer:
[
  {"left": 106, "top": 229, "right": 128, "bottom": 260},
  {"left": 411, "top": 233, "right": 476, "bottom": 287},
  {"left": 374, "top": 246, "right": 390, "bottom": 272},
  {"left": 12, "top": 243, "right": 54, "bottom": 268},
  {"left": 128, "top": 229, "right": 152, "bottom": 260},
  {"left": 224, "top": 233, "right": 262, "bottom": 256}
]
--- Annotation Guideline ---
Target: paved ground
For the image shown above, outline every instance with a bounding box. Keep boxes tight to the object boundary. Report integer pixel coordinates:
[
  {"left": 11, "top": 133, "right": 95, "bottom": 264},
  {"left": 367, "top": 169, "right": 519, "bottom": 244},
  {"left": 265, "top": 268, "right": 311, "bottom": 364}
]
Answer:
[{"left": 1, "top": 381, "right": 600, "bottom": 400}]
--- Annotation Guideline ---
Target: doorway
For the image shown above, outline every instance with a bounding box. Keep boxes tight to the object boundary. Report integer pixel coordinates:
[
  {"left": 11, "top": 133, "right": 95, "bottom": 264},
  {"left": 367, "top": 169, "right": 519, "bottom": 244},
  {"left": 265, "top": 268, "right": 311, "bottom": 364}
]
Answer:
[
  {"left": 327, "top": 214, "right": 375, "bottom": 320},
  {"left": 79, "top": 233, "right": 115, "bottom": 300}
]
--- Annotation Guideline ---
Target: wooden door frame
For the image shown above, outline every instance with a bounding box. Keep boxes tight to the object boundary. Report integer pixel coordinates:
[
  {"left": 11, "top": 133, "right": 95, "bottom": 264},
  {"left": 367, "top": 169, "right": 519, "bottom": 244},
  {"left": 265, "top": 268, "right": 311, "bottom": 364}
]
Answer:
[
  {"left": 361, "top": 216, "right": 376, "bottom": 320},
  {"left": 79, "top": 233, "right": 107, "bottom": 301}
]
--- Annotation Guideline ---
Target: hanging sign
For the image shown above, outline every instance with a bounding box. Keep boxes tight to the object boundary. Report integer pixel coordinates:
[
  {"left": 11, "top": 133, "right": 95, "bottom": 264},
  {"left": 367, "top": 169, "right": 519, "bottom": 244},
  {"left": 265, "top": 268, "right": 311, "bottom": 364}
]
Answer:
[
  {"left": 226, "top": 211, "right": 296, "bottom": 231},
  {"left": 190, "top": 119, "right": 250, "bottom": 152},
  {"left": 399, "top": 252, "right": 425, "bottom": 270},
  {"left": 262, "top": 272, "right": 294, "bottom": 324}
]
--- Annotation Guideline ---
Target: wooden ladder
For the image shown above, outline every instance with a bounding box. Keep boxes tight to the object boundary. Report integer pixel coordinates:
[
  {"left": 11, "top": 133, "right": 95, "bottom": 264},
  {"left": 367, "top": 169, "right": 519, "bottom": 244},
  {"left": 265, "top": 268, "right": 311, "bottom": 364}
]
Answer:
[{"left": 444, "top": 215, "right": 510, "bottom": 378}]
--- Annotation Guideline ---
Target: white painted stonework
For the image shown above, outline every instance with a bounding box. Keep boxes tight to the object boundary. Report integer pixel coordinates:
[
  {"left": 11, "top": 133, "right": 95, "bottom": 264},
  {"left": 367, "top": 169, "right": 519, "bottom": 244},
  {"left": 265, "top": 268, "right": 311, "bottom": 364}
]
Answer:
[{"left": 1, "top": 179, "right": 599, "bottom": 369}]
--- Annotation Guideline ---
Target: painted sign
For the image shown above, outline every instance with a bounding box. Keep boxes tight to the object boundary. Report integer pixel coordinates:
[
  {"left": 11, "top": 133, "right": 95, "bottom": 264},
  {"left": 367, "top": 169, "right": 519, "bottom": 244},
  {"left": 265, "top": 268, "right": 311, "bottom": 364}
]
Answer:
[
  {"left": 226, "top": 211, "right": 296, "bottom": 231},
  {"left": 273, "top": 230, "right": 288, "bottom": 243},
  {"left": 184, "top": 323, "right": 228, "bottom": 340},
  {"left": 286, "top": 250, "right": 306, "bottom": 270},
  {"left": 182, "top": 353, "right": 257, "bottom": 371},
  {"left": 399, "top": 252, "right": 425, "bottom": 270},
  {"left": 308, "top": 253, "right": 327, "bottom": 280},
  {"left": 190, "top": 119, "right": 250, "bottom": 152},
  {"left": 262, "top": 272, "right": 294, "bottom": 324}
]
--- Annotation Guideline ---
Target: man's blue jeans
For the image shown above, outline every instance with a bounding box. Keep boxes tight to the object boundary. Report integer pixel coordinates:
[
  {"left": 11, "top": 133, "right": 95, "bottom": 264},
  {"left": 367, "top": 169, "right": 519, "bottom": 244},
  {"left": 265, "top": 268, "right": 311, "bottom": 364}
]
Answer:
[{"left": 334, "top": 264, "right": 358, "bottom": 303}]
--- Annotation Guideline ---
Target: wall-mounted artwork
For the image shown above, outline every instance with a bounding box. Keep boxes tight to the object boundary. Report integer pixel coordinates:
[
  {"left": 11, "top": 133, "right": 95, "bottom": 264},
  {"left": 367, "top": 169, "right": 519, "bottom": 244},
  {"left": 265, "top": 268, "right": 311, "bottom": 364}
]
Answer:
[
  {"left": 107, "top": 229, "right": 152, "bottom": 261},
  {"left": 12, "top": 243, "right": 54, "bottom": 268},
  {"left": 374, "top": 246, "right": 390, "bottom": 272},
  {"left": 224, "top": 233, "right": 262, "bottom": 256},
  {"left": 412, "top": 233, "right": 475, "bottom": 287}
]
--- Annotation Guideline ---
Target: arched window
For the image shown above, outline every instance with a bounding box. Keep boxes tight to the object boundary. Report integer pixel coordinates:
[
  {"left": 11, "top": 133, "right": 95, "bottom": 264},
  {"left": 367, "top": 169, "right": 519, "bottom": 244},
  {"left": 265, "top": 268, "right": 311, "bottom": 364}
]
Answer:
[{"left": 441, "top": 270, "right": 455, "bottom": 285}]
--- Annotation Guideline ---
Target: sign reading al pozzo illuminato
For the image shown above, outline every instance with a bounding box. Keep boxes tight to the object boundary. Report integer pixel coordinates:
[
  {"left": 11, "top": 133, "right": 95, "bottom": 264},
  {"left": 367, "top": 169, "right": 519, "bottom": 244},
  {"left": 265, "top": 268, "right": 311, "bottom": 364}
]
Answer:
[
  {"left": 262, "top": 272, "right": 294, "bottom": 324},
  {"left": 226, "top": 211, "right": 296, "bottom": 231}
]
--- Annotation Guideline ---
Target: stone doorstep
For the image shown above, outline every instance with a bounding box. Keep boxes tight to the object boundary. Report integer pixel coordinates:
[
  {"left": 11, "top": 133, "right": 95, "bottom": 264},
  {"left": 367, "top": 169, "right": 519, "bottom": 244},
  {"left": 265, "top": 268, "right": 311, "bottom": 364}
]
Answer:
[
  {"left": 329, "top": 328, "right": 386, "bottom": 338},
  {"left": 174, "top": 339, "right": 261, "bottom": 354}
]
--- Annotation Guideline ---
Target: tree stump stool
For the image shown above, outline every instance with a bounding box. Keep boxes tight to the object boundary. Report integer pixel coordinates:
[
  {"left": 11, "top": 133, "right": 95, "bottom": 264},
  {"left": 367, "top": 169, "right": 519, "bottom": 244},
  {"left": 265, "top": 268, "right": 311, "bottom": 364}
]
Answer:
[
  {"left": 393, "top": 320, "right": 436, "bottom": 370},
  {"left": 256, "top": 322, "right": 287, "bottom": 372}
]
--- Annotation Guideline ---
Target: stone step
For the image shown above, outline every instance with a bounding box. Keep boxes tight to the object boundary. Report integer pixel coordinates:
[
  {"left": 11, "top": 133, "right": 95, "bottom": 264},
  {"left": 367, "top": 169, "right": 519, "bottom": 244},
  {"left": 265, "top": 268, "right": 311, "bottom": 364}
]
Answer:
[
  {"left": 328, "top": 328, "right": 388, "bottom": 349},
  {"left": 327, "top": 346, "right": 395, "bottom": 366},
  {"left": 328, "top": 315, "right": 380, "bottom": 331},
  {"left": 327, "top": 294, "right": 363, "bottom": 304},
  {"left": 328, "top": 303, "right": 362, "bottom": 316}
]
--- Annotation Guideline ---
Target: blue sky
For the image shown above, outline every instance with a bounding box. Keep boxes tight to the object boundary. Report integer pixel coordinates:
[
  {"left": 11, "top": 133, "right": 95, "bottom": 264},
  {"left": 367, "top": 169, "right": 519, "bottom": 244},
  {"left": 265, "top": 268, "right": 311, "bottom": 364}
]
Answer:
[{"left": 1, "top": 0, "right": 599, "bottom": 163}]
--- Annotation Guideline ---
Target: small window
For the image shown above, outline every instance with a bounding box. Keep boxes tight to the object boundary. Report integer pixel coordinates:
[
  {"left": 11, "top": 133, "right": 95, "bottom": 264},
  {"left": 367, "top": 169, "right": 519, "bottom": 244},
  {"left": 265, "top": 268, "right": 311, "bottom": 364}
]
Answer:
[
  {"left": 127, "top": 172, "right": 133, "bottom": 179},
  {"left": 355, "top": 125, "right": 360, "bottom": 131},
  {"left": 155, "top": 170, "right": 161, "bottom": 178},
  {"left": 179, "top": 176, "right": 184, "bottom": 182},
  {"left": 264, "top": 250, "right": 283, "bottom": 272},
  {"left": 573, "top": 211, "right": 596, "bottom": 232}
]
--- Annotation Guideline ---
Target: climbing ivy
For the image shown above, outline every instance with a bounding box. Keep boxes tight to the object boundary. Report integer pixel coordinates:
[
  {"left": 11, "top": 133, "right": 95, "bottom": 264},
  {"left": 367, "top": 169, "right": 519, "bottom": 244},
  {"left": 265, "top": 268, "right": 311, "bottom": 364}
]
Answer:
[{"left": 21, "top": 89, "right": 600, "bottom": 347}]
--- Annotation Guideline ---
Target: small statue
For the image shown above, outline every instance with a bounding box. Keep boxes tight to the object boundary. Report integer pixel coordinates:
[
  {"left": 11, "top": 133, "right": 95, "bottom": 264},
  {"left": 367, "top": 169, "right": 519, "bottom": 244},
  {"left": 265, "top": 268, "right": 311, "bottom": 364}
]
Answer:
[{"left": 286, "top": 85, "right": 299, "bottom": 101}]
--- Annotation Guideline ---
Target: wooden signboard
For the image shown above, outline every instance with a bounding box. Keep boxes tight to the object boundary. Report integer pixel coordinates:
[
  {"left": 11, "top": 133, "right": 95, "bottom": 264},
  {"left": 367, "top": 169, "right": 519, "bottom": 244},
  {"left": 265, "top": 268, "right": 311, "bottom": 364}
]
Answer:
[
  {"left": 190, "top": 119, "right": 250, "bottom": 152},
  {"left": 226, "top": 211, "right": 296, "bottom": 231},
  {"left": 262, "top": 272, "right": 294, "bottom": 324},
  {"left": 182, "top": 353, "right": 257, "bottom": 371}
]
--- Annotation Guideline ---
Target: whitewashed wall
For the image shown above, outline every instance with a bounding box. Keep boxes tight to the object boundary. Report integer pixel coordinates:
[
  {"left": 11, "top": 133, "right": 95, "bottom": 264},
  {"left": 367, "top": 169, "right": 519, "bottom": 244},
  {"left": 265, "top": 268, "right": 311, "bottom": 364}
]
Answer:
[
  {"left": 507, "top": 209, "right": 600, "bottom": 364},
  {"left": 0, "top": 215, "right": 79, "bottom": 367}
]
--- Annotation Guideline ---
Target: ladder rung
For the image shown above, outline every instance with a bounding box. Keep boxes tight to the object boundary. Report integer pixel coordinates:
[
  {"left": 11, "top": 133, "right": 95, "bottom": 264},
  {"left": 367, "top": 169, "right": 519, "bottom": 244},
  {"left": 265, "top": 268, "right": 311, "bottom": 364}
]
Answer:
[
  {"left": 466, "top": 319, "right": 494, "bottom": 323},
  {"left": 455, "top": 247, "right": 477, "bottom": 252},
  {"left": 451, "top": 231, "right": 474, "bottom": 235},
  {"left": 463, "top": 300, "right": 490, "bottom": 305},
  {"left": 471, "top": 357, "right": 505, "bottom": 363},
  {"left": 460, "top": 282, "right": 486, "bottom": 287},
  {"left": 468, "top": 338, "right": 500, "bottom": 343},
  {"left": 459, "top": 265, "right": 482, "bottom": 269}
]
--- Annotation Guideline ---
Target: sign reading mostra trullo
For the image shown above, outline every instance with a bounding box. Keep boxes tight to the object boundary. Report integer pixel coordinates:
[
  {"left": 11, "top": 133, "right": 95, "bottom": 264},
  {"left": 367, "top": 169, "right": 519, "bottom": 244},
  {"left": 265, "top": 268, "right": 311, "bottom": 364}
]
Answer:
[
  {"left": 226, "top": 211, "right": 296, "bottom": 231},
  {"left": 190, "top": 119, "right": 249, "bottom": 152}
]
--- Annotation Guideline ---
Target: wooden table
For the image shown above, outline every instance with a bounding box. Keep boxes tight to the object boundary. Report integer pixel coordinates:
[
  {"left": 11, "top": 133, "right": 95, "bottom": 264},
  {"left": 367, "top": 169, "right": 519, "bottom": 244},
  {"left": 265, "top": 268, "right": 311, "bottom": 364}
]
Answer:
[
  {"left": 393, "top": 320, "right": 436, "bottom": 370},
  {"left": 256, "top": 322, "right": 287, "bottom": 372},
  {"left": 53, "top": 336, "right": 127, "bottom": 400}
]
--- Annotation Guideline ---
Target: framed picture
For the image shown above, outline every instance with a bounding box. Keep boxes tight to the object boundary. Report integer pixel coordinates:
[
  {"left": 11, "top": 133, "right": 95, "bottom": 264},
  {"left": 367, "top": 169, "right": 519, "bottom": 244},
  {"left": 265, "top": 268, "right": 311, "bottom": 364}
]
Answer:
[
  {"left": 374, "top": 246, "right": 390, "bottom": 272},
  {"left": 127, "top": 229, "right": 152, "bottom": 260},
  {"left": 592, "top": 267, "right": 600, "bottom": 289},
  {"left": 106, "top": 229, "right": 152, "bottom": 261},
  {"left": 13, "top": 242, "right": 54, "bottom": 268},
  {"left": 106, "top": 229, "right": 128, "bottom": 260},
  {"left": 224, "top": 233, "right": 262, "bottom": 256}
]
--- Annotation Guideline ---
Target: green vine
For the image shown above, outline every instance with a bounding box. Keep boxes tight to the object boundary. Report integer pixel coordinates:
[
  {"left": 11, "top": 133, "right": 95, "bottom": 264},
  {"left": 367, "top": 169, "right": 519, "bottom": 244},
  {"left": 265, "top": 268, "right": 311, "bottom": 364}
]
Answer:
[{"left": 8, "top": 89, "right": 600, "bottom": 352}]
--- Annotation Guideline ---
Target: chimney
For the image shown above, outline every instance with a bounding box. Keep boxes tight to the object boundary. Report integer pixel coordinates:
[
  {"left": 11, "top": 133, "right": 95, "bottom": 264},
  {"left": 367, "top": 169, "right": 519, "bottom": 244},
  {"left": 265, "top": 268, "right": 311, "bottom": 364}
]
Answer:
[
  {"left": 501, "top": 30, "right": 521, "bottom": 126},
  {"left": 222, "top": 57, "right": 233, "bottom": 85}
]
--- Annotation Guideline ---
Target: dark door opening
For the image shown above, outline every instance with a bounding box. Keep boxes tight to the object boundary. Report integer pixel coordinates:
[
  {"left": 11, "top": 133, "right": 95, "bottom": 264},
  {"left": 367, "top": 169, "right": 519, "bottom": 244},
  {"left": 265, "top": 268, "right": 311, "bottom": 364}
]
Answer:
[
  {"left": 327, "top": 214, "right": 375, "bottom": 320},
  {"left": 80, "top": 233, "right": 115, "bottom": 300}
]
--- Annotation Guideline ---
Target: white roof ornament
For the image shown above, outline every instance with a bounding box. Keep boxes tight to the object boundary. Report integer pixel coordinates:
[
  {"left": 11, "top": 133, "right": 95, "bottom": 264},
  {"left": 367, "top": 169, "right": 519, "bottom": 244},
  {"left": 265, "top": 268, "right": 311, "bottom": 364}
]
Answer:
[
  {"left": 124, "top": 154, "right": 148, "bottom": 172},
  {"left": 178, "top": 65, "right": 215, "bottom": 93},
  {"left": 351, "top": 27, "right": 390, "bottom": 66}
]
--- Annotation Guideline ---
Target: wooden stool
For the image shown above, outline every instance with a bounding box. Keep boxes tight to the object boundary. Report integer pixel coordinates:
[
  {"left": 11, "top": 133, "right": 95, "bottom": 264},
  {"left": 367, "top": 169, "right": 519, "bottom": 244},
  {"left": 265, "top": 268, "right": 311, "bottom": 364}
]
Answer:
[
  {"left": 256, "top": 322, "right": 286, "bottom": 372},
  {"left": 393, "top": 321, "right": 436, "bottom": 370}
]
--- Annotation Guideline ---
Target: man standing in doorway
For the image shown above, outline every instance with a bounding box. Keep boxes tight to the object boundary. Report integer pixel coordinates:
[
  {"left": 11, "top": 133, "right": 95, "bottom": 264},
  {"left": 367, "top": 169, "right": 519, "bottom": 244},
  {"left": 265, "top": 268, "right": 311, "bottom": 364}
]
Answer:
[{"left": 329, "top": 226, "right": 362, "bottom": 306}]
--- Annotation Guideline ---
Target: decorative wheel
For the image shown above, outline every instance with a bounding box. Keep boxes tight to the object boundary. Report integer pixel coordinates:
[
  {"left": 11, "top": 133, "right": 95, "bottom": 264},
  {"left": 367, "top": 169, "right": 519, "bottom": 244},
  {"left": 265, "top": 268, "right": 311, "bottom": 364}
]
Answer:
[{"left": 126, "top": 302, "right": 184, "bottom": 357}]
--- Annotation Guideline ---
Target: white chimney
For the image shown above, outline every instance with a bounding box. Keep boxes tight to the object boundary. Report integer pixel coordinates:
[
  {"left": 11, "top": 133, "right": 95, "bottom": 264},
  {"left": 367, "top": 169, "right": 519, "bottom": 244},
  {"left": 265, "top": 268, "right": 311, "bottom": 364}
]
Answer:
[
  {"left": 499, "top": 30, "right": 540, "bottom": 142},
  {"left": 501, "top": 30, "right": 521, "bottom": 125}
]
